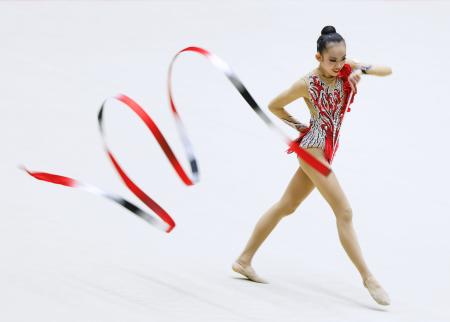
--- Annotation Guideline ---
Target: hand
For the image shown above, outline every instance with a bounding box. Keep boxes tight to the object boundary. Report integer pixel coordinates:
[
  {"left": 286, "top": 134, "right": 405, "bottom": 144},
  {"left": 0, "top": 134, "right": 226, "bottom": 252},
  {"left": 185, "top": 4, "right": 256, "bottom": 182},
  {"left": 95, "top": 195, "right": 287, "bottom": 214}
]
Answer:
[
  {"left": 348, "top": 69, "right": 362, "bottom": 92},
  {"left": 295, "top": 123, "right": 309, "bottom": 133},
  {"left": 281, "top": 118, "right": 309, "bottom": 133}
]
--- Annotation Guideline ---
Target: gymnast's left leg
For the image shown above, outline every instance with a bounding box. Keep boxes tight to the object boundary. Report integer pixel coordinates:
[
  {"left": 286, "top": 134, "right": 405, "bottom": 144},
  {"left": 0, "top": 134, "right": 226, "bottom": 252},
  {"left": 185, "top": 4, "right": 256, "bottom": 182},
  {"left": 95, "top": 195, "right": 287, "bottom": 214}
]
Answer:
[{"left": 298, "top": 148, "right": 391, "bottom": 305}]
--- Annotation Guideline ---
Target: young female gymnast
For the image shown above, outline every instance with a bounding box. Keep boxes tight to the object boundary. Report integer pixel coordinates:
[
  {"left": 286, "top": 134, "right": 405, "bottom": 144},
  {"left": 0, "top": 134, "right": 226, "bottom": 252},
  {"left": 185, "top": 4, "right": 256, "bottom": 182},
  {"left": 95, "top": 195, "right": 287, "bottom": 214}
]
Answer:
[{"left": 232, "top": 25, "right": 392, "bottom": 306}]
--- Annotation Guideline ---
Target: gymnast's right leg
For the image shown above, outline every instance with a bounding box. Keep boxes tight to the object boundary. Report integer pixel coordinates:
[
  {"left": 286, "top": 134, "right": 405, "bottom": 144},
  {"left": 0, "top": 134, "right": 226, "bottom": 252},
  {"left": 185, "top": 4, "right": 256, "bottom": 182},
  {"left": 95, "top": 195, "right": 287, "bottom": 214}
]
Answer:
[{"left": 232, "top": 166, "right": 315, "bottom": 283}]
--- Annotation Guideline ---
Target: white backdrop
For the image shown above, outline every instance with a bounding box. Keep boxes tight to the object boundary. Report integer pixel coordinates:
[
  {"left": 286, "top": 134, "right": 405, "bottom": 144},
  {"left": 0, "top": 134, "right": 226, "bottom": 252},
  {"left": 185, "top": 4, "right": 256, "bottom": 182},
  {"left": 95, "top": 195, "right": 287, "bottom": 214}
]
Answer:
[{"left": 1, "top": 1, "right": 449, "bottom": 321}]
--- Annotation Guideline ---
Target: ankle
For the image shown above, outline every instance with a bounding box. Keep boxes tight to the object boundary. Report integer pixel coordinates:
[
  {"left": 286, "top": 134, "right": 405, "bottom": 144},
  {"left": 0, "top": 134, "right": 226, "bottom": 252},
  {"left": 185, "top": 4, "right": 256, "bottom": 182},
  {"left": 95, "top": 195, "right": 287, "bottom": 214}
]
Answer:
[
  {"left": 361, "top": 272, "right": 374, "bottom": 283},
  {"left": 236, "top": 256, "right": 252, "bottom": 266},
  {"left": 363, "top": 275, "right": 384, "bottom": 288}
]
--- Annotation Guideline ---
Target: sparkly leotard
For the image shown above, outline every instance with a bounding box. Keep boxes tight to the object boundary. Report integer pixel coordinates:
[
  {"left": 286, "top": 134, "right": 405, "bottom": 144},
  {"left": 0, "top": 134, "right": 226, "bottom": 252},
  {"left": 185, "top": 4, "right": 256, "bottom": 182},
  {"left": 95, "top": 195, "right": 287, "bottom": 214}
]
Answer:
[{"left": 287, "top": 63, "right": 356, "bottom": 164}]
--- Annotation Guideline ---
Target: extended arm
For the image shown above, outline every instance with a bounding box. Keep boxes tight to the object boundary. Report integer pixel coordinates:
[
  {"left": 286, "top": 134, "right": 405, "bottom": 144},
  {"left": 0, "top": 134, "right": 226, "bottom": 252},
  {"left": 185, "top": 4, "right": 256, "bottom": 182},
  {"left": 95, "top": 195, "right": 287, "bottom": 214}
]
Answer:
[{"left": 346, "top": 58, "right": 392, "bottom": 76}]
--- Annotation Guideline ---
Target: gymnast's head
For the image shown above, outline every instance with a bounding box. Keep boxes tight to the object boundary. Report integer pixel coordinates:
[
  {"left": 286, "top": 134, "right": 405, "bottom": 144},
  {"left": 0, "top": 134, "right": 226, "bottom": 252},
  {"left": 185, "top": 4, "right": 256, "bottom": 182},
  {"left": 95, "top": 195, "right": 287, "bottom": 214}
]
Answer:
[{"left": 315, "top": 25, "right": 346, "bottom": 77}]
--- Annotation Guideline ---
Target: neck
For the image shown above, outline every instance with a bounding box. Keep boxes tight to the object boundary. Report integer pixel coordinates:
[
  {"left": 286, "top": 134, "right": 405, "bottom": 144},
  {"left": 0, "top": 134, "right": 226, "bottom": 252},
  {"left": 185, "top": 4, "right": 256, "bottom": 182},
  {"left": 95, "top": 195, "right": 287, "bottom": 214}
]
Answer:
[{"left": 317, "top": 65, "right": 335, "bottom": 79}]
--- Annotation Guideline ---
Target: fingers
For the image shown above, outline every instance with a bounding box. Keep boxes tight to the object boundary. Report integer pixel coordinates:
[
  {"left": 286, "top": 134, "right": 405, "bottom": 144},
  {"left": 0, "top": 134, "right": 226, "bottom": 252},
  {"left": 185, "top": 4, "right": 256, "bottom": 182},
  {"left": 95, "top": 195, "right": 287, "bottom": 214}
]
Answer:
[
  {"left": 350, "top": 79, "right": 356, "bottom": 92},
  {"left": 349, "top": 72, "right": 361, "bottom": 92}
]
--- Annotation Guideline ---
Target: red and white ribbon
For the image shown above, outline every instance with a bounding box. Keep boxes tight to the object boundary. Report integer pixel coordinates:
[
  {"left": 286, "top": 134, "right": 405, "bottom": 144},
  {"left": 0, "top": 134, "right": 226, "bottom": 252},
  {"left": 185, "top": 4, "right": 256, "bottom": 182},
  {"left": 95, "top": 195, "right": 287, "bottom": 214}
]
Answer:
[{"left": 23, "top": 46, "right": 353, "bottom": 233}]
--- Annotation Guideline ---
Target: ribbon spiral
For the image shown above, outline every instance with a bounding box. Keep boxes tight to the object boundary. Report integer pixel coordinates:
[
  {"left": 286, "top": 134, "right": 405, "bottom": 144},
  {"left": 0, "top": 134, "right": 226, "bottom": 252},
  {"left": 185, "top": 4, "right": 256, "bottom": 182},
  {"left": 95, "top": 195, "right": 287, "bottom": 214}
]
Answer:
[{"left": 23, "top": 46, "right": 354, "bottom": 233}]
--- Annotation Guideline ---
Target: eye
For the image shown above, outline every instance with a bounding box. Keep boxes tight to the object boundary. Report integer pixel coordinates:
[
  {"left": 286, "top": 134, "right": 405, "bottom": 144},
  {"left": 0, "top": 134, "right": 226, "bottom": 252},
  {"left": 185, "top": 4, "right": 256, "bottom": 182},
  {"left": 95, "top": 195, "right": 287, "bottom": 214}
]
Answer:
[{"left": 330, "top": 57, "right": 346, "bottom": 63}]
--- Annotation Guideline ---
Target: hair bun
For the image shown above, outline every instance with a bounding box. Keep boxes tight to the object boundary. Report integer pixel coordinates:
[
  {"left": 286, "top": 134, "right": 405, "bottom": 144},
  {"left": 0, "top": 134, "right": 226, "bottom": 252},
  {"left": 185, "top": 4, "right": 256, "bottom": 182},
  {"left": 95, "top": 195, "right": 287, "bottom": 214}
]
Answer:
[{"left": 321, "top": 25, "right": 336, "bottom": 36}]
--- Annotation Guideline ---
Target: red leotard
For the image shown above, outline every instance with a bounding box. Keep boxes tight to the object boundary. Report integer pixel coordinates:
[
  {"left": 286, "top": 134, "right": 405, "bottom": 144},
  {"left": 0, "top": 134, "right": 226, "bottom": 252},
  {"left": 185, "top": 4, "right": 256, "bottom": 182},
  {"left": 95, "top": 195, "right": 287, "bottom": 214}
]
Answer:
[{"left": 287, "top": 63, "right": 357, "bottom": 164}]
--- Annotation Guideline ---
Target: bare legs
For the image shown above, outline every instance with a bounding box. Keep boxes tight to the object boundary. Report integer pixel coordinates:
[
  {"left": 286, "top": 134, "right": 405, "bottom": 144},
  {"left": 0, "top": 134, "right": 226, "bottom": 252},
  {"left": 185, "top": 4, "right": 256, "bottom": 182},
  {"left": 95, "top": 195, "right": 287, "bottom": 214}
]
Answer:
[
  {"left": 233, "top": 147, "right": 390, "bottom": 304},
  {"left": 297, "top": 149, "right": 372, "bottom": 280},
  {"left": 233, "top": 166, "right": 315, "bottom": 282},
  {"left": 297, "top": 148, "right": 390, "bottom": 305}
]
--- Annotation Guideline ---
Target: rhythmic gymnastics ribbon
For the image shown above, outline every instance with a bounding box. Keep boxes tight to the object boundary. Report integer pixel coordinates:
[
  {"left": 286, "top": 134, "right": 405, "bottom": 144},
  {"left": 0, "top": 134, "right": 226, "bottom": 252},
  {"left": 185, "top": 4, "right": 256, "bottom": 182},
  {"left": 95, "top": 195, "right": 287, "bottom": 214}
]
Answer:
[{"left": 22, "top": 46, "right": 355, "bottom": 233}]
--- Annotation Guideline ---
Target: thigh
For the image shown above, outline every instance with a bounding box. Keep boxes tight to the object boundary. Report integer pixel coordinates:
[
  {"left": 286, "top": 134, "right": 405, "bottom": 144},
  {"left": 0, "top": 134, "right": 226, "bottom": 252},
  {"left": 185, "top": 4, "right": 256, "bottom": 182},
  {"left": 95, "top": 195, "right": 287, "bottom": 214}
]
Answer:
[
  {"left": 298, "top": 148, "right": 351, "bottom": 213},
  {"left": 279, "top": 166, "right": 315, "bottom": 207}
]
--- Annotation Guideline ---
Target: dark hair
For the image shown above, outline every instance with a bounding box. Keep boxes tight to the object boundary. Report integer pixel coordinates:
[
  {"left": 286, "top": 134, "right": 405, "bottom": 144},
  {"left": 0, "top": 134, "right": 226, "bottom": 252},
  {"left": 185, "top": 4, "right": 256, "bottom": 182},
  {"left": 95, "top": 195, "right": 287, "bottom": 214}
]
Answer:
[{"left": 317, "top": 25, "right": 345, "bottom": 54}]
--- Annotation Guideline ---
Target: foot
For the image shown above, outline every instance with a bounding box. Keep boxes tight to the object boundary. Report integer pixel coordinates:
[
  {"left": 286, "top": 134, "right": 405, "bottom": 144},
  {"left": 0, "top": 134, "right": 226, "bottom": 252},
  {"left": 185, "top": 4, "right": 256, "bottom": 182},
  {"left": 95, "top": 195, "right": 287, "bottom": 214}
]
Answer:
[
  {"left": 363, "top": 276, "right": 391, "bottom": 305},
  {"left": 232, "top": 260, "right": 268, "bottom": 284}
]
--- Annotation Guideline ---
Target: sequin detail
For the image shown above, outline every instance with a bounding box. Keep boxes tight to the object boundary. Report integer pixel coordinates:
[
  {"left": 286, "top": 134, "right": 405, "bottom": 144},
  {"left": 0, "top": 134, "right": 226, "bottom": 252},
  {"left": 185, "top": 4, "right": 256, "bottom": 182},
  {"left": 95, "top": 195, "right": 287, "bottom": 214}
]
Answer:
[{"left": 286, "top": 64, "right": 356, "bottom": 164}]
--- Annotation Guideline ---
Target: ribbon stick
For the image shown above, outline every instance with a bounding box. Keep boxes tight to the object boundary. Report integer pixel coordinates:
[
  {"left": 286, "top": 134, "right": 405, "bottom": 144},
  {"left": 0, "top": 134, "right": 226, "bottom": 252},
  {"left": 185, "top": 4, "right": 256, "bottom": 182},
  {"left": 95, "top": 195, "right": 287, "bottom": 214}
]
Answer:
[{"left": 24, "top": 46, "right": 348, "bottom": 233}]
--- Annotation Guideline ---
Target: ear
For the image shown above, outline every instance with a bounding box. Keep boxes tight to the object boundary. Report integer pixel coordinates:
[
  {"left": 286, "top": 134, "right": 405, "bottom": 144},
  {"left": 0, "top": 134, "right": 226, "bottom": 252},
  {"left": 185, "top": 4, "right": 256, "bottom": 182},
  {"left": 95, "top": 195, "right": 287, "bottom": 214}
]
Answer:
[{"left": 315, "top": 52, "right": 322, "bottom": 62}]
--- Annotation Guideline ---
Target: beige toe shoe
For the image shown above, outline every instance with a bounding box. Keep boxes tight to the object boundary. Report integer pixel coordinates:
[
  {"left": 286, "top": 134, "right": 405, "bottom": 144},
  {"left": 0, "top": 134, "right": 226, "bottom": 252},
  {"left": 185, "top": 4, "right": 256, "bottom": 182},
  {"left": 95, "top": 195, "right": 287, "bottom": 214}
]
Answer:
[
  {"left": 232, "top": 261, "right": 268, "bottom": 284},
  {"left": 363, "top": 276, "right": 391, "bottom": 305}
]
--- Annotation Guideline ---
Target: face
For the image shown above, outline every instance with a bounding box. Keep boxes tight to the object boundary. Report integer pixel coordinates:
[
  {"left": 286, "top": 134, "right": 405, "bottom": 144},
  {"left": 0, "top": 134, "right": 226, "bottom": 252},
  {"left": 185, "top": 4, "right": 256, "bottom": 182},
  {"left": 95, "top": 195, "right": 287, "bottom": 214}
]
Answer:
[{"left": 316, "top": 41, "right": 346, "bottom": 76}]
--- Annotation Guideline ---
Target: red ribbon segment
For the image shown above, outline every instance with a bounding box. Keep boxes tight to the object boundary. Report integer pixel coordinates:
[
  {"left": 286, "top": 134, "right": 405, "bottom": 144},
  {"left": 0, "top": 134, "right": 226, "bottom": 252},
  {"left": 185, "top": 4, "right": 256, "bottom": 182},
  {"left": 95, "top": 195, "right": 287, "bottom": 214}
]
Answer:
[{"left": 23, "top": 46, "right": 356, "bottom": 233}]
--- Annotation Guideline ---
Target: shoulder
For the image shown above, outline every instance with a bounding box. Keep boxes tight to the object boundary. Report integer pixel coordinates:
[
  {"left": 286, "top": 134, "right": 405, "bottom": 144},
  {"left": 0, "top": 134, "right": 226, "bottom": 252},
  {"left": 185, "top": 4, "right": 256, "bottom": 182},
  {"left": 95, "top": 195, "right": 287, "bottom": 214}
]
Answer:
[
  {"left": 268, "top": 73, "right": 311, "bottom": 108},
  {"left": 286, "top": 74, "right": 310, "bottom": 99},
  {"left": 345, "top": 58, "right": 358, "bottom": 69},
  {"left": 302, "top": 71, "right": 313, "bottom": 83},
  {"left": 337, "top": 63, "right": 354, "bottom": 79}
]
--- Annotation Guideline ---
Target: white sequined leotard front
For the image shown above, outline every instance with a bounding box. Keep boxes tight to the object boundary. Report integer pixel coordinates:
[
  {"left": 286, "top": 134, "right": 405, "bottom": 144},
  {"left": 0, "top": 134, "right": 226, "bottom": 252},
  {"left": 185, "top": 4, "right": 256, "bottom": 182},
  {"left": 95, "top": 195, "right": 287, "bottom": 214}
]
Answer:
[
  {"left": 299, "top": 71, "right": 346, "bottom": 152},
  {"left": 286, "top": 64, "right": 356, "bottom": 165}
]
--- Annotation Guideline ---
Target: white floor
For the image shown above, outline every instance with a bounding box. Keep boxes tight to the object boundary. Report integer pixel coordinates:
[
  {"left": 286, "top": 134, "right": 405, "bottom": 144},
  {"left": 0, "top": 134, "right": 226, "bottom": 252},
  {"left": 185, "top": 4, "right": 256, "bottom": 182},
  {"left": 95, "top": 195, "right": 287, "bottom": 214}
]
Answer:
[{"left": 1, "top": 1, "right": 449, "bottom": 321}]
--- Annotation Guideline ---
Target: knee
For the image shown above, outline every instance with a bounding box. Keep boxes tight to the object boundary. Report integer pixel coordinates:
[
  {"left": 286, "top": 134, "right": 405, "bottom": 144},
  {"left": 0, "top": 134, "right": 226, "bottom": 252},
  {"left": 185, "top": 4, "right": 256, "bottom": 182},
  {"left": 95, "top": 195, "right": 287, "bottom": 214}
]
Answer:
[
  {"left": 335, "top": 206, "right": 353, "bottom": 222},
  {"left": 276, "top": 200, "right": 300, "bottom": 217}
]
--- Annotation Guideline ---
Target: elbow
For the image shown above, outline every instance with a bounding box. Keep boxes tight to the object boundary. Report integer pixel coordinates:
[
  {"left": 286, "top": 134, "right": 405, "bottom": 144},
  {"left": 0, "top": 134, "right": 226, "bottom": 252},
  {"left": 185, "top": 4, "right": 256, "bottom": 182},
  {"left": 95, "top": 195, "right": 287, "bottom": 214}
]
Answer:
[
  {"left": 268, "top": 105, "right": 281, "bottom": 116},
  {"left": 268, "top": 101, "right": 281, "bottom": 112}
]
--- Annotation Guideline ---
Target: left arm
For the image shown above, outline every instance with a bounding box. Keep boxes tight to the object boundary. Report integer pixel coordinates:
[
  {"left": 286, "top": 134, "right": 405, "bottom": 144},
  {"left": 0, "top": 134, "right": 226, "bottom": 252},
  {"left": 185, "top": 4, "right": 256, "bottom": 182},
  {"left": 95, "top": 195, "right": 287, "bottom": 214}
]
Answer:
[
  {"left": 345, "top": 58, "right": 392, "bottom": 91},
  {"left": 346, "top": 58, "right": 392, "bottom": 76}
]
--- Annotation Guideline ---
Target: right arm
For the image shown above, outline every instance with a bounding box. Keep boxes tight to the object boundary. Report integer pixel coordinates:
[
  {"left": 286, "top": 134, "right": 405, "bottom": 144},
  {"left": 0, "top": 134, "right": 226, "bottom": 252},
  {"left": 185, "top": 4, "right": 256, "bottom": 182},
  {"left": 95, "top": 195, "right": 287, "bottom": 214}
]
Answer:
[{"left": 268, "top": 77, "right": 310, "bottom": 132}]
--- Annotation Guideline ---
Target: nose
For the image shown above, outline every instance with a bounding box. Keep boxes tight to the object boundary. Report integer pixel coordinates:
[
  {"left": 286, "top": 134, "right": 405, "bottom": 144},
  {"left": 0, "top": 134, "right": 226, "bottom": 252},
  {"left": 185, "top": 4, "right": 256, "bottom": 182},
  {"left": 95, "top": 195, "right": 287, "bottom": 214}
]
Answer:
[{"left": 334, "top": 62, "right": 345, "bottom": 72}]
